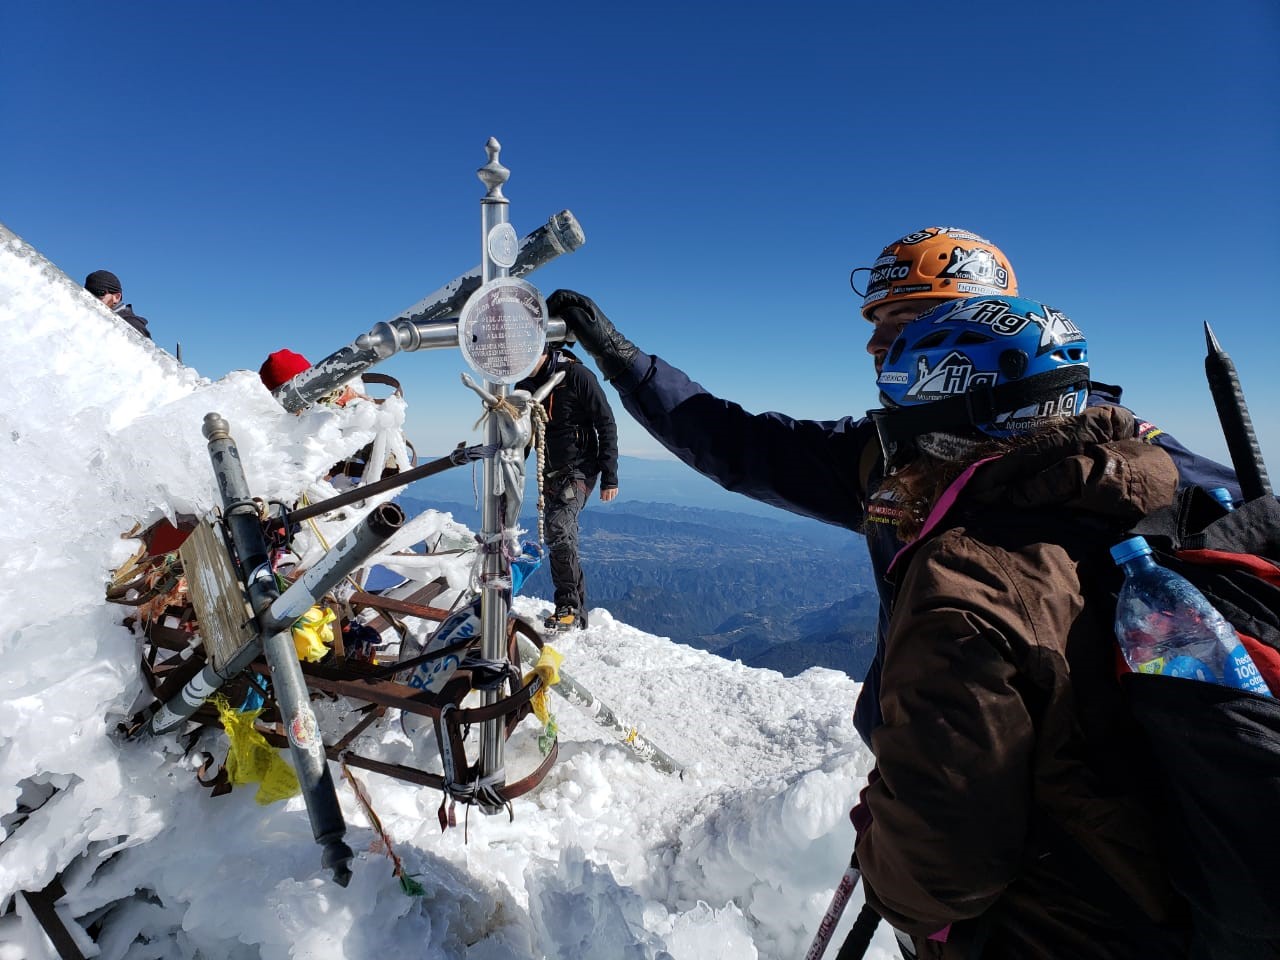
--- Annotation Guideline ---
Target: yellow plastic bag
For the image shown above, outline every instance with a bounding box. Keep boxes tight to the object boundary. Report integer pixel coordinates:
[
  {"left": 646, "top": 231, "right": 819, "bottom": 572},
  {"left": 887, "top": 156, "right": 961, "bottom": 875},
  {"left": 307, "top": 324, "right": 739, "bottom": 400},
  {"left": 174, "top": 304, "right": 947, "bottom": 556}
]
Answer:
[
  {"left": 213, "top": 695, "right": 301, "bottom": 805},
  {"left": 292, "top": 605, "right": 336, "bottom": 662},
  {"left": 523, "top": 644, "right": 564, "bottom": 724},
  {"left": 523, "top": 644, "right": 564, "bottom": 757}
]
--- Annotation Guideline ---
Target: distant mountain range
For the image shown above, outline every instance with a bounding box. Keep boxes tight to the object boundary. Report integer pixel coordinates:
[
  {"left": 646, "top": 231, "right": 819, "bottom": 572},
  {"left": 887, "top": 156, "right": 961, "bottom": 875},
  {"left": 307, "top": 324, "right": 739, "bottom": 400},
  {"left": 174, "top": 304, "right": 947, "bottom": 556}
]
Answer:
[
  {"left": 410, "top": 453, "right": 800, "bottom": 517},
  {"left": 397, "top": 456, "right": 880, "bottom": 679}
]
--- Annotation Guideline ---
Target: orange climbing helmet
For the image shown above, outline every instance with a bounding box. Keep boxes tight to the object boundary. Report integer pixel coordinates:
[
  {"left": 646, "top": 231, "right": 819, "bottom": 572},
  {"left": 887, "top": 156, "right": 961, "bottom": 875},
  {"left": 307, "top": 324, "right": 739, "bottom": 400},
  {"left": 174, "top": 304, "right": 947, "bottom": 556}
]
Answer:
[{"left": 851, "top": 227, "right": 1018, "bottom": 319}]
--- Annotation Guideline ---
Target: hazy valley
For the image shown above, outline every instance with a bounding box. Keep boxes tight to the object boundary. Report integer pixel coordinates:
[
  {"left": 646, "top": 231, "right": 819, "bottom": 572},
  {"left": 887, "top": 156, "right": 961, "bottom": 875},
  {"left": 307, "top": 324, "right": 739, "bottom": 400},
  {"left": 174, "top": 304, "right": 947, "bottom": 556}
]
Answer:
[{"left": 398, "top": 456, "right": 880, "bottom": 679}]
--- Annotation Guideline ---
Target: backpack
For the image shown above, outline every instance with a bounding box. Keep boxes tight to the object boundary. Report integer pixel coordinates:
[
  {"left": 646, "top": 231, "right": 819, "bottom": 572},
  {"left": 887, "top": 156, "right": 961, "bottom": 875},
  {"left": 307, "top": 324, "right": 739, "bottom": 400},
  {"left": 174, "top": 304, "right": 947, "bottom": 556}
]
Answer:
[{"left": 1113, "top": 486, "right": 1280, "bottom": 958}]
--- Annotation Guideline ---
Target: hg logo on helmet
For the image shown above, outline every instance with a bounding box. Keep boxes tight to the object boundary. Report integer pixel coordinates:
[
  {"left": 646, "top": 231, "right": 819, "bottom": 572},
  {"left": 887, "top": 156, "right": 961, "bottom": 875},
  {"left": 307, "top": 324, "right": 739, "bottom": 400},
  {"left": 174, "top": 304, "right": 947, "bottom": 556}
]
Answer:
[
  {"left": 904, "top": 351, "right": 998, "bottom": 401},
  {"left": 940, "top": 246, "right": 1011, "bottom": 289}
]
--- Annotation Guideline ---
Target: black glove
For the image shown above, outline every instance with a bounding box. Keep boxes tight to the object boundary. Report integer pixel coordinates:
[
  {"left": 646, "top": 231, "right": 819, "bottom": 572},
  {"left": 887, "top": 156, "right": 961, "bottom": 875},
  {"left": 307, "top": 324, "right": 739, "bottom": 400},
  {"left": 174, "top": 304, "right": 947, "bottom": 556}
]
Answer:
[{"left": 546, "top": 289, "right": 640, "bottom": 381}]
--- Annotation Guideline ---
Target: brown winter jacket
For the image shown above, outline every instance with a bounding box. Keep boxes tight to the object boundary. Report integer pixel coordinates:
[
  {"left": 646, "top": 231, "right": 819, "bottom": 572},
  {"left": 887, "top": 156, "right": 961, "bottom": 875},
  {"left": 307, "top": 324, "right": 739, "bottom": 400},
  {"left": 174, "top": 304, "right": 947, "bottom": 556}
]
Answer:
[{"left": 855, "top": 407, "right": 1193, "bottom": 959}]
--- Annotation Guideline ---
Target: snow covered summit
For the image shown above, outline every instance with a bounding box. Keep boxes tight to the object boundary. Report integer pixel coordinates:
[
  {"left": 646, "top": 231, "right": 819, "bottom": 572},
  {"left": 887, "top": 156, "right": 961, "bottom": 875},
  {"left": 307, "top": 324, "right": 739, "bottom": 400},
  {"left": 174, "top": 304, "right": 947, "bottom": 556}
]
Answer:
[{"left": 0, "top": 223, "right": 888, "bottom": 960}]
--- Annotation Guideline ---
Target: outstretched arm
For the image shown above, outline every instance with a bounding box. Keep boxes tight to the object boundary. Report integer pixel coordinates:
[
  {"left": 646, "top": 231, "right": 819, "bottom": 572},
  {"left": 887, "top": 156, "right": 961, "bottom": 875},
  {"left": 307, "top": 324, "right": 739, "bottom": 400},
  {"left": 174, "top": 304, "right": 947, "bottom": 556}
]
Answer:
[{"left": 549, "top": 289, "right": 875, "bottom": 528}]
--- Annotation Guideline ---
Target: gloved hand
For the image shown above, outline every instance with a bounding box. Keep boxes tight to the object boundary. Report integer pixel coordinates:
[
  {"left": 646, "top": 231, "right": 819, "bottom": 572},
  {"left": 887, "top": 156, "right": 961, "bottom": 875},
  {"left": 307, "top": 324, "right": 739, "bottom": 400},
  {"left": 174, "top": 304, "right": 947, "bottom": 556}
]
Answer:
[{"left": 546, "top": 289, "right": 640, "bottom": 381}]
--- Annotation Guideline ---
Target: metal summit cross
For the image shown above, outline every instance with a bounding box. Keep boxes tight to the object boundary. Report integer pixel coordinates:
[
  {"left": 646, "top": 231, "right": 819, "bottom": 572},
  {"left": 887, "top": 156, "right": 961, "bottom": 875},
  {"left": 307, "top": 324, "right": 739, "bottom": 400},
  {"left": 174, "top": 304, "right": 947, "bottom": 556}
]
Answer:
[
  {"left": 272, "top": 138, "right": 578, "bottom": 813},
  {"left": 133, "top": 141, "right": 582, "bottom": 886},
  {"left": 457, "top": 138, "right": 565, "bottom": 813}
]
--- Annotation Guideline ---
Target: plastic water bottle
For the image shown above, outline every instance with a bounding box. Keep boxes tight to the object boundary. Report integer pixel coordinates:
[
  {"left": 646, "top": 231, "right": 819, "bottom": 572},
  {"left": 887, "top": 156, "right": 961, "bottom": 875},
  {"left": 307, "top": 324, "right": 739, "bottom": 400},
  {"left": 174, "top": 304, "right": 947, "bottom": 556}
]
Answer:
[
  {"left": 407, "top": 597, "right": 480, "bottom": 694},
  {"left": 1111, "top": 535, "right": 1271, "bottom": 696},
  {"left": 1207, "top": 486, "right": 1235, "bottom": 511}
]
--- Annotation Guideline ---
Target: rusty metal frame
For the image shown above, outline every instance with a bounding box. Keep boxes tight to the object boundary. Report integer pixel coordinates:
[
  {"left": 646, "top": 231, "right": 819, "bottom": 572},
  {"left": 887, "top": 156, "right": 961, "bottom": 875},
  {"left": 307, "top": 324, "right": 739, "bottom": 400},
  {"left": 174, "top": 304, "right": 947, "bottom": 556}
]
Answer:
[{"left": 131, "top": 585, "right": 558, "bottom": 807}]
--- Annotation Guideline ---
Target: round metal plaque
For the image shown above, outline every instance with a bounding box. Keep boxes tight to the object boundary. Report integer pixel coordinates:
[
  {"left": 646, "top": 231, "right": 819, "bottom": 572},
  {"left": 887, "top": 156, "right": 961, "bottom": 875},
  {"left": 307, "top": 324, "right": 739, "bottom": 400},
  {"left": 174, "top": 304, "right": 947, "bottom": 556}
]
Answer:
[
  {"left": 458, "top": 277, "right": 547, "bottom": 384},
  {"left": 486, "top": 222, "right": 519, "bottom": 268}
]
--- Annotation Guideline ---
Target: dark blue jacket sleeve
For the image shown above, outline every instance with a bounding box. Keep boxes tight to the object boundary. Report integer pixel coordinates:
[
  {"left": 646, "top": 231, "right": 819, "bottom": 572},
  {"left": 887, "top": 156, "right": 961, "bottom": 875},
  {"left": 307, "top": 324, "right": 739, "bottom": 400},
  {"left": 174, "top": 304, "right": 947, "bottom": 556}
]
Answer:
[
  {"left": 1143, "top": 424, "right": 1240, "bottom": 500},
  {"left": 612, "top": 353, "right": 873, "bottom": 529}
]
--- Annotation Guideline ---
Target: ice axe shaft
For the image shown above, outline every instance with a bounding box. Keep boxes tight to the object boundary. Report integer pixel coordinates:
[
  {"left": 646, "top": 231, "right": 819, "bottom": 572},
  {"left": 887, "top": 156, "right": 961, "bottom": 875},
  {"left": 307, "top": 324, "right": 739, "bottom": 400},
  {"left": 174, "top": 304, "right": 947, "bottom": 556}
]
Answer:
[
  {"left": 514, "top": 633, "right": 684, "bottom": 777},
  {"left": 1204, "top": 322, "right": 1272, "bottom": 501},
  {"left": 805, "top": 862, "right": 869, "bottom": 960}
]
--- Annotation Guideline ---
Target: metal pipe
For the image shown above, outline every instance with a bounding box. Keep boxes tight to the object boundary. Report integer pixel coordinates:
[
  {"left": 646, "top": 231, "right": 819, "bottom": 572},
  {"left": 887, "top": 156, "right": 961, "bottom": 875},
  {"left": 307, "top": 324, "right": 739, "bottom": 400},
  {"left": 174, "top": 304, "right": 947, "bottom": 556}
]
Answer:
[
  {"left": 394, "top": 208, "right": 583, "bottom": 325},
  {"left": 274, "top": 213, "right": 583, "bottom": 412},
  {"left": 204, "top": 413, "right": 276, "bottom": 612},
  {"left": 144, "top": 496, "right": 398, "bottom": 738},
  {"left": 259, "top": 622, "right": 353, "bottom": 885},
  {"left": 149, "top": 414, "right": 404, "bottom": 886},
  {"left": 200, "top": 415, "right": 353, "bottom": 884},
  {"left": 146, "top": 645, "right": 256, "bottom": 737},
  {"left": 286, "top": 443, "right": 487, "bottom": 525},
  {"left": 262, "top": 502, "right": 404, "bottom": 630}
]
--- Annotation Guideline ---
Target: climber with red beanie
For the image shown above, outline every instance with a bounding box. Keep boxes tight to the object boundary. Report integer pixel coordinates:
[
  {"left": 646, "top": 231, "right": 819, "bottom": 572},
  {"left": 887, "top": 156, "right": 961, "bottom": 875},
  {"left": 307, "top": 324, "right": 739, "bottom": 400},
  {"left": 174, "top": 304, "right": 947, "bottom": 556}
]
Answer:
[{"left": 259, "top": 349, "right": 312, "bottom": 392}]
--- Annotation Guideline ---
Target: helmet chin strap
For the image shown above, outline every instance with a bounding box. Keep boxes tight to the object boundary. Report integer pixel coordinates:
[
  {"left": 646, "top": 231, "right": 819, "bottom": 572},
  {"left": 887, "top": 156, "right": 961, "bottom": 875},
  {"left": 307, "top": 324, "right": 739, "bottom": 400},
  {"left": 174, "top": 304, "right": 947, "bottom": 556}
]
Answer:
[{"left": 871, "top": 367, "right": 1089, "bottom": 470}]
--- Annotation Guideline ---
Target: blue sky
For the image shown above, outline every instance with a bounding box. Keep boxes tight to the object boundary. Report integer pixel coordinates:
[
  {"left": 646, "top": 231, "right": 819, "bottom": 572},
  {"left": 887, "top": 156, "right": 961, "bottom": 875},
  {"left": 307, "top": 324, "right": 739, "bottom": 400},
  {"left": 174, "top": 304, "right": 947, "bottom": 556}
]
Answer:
[{"left": 4, "top": 1, "right": 1278, "bottom": 472}]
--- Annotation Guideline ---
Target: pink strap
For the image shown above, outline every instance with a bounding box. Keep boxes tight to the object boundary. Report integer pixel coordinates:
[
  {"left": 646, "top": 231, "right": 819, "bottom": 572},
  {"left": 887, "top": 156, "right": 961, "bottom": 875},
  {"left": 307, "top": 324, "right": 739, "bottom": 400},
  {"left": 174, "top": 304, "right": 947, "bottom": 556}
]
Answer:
[{"left": 887, "top": 456, "right": 1003, "bottom": 575}]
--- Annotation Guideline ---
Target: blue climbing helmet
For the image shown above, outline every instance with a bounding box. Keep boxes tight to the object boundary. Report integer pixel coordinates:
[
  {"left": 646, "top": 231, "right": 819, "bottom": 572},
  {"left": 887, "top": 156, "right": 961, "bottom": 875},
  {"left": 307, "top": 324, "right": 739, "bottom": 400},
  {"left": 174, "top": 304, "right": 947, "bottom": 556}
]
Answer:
[{"left": 869, "top": 295, "right": 1090, "bottom": 471}]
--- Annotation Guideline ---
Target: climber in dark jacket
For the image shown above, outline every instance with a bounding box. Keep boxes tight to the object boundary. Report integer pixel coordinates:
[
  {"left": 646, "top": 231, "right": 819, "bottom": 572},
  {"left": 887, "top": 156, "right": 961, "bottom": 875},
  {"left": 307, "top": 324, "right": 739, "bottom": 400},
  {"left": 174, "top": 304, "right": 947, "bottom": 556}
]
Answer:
[
  {"left": 543, "top": 227, "right": 1238, "bottom": 745},
  {"left": 516, "top": 346, "right": 620, "bottom": 631},
  {"left": 85, "top": 269, "right": 152, "bottom": 340}
]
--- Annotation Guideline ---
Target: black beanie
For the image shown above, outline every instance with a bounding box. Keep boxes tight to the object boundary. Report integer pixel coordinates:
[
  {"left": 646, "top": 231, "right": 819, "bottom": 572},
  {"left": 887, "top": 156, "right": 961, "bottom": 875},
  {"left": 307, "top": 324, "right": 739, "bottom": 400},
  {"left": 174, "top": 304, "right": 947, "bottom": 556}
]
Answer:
[{"left": 85, "top": 270, "right": 122, "bottom": 297}]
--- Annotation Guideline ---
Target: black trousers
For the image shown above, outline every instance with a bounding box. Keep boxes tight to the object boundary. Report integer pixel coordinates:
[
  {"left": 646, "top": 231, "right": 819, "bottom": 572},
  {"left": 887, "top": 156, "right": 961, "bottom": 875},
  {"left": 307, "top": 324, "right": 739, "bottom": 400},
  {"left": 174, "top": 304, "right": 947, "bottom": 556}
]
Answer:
[{"left": 545, "top": 472, "right": 595, "bottom": 611}]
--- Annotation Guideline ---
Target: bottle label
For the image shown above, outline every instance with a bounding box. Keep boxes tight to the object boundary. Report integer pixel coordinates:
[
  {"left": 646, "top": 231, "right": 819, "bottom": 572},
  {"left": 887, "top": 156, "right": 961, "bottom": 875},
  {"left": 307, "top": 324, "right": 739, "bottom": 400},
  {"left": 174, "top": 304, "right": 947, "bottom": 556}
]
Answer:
[
  {"left": 1224, "top": 643, "right": 1273, "bottom": 696},
  {"left": 1133, "top": 654, "right": 1215, "bottom": 681},
  {"left": 1135, "top": 655, "right": 1166, "bottom": 676},
  {"left": 1161, "top": 655, "right": 1217, "bottom": 682},
  {"left": 407, "top": 604, "right": 479, "bottom": 694}
]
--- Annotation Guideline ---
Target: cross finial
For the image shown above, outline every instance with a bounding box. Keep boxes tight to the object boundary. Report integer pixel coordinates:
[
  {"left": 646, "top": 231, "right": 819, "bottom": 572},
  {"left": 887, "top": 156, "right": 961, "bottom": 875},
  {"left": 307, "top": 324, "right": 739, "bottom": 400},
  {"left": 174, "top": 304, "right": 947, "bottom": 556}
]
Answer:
[{"left": 477, "top": 137, "right": 509, "bottom": 200}]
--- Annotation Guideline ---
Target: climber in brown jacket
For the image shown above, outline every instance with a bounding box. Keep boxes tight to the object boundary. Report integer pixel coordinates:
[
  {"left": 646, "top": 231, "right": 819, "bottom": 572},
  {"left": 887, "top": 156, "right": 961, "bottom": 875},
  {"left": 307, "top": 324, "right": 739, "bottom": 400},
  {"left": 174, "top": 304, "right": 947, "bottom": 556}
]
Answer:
[{"left": 851, "top": 296, "right": 1192, "bottom": 959}]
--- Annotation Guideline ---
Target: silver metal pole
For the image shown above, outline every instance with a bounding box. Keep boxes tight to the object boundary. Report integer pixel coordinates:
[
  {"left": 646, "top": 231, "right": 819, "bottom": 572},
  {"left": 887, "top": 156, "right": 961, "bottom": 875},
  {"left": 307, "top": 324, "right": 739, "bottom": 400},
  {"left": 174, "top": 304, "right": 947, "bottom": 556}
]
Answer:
[
  {"left": 477, "top": 137, "right": 511, "bottom": 810},
  {"left": 187, "top": 413, "right": 404, "bottom": 885}
]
